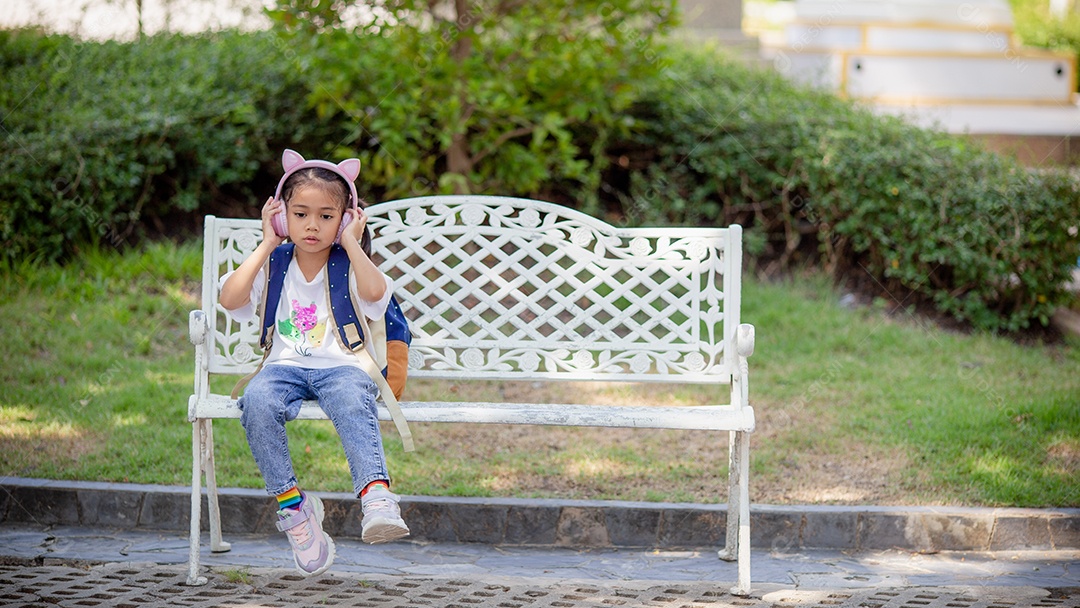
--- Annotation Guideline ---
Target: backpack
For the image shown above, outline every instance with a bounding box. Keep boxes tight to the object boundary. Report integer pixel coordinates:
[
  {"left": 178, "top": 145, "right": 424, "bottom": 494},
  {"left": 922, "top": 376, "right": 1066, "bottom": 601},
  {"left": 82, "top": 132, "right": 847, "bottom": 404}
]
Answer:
[{"left": 233, "top": 242, "right": 415, "bottom": 452}]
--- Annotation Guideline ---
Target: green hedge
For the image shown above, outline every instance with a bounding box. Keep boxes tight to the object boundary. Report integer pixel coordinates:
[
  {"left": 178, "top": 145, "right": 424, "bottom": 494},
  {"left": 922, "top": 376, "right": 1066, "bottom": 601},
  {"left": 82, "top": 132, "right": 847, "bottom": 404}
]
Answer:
[
  {"left": 615, "top": 46, "right": 1080, "bottom": 332},
  {"left": 0, "top": 29, "right": 331, "bottom": 264},
  {"left": 2, "top": 29, "right": 1077, "bottom": 333}
]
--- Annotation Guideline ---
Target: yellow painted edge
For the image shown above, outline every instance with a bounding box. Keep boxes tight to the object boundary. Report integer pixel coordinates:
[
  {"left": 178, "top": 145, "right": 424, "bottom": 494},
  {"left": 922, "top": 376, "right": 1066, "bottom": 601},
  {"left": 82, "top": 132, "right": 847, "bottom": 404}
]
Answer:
[
  {"left": 784, "top": 47, "right": 1075, "bottom": 62},
  {"left": 853, "top": 95, "right": 1077, "bottom": 107},
  {"left": 785, "top": 18, "right": 1015, "bottom": 35},
  {"left": 863, "top": 26, "right": 1011, "bottom": 43}
]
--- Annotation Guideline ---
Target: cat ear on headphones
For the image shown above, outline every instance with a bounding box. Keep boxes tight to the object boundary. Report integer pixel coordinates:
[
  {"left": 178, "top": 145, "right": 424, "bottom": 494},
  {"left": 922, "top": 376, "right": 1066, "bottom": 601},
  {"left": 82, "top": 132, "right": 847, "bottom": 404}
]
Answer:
[
  {"left": 282, "top": 149, "right": 306, "bottom": 173},
  {"left": 337, "top": 158, "right": 361, "bottom": 182}
]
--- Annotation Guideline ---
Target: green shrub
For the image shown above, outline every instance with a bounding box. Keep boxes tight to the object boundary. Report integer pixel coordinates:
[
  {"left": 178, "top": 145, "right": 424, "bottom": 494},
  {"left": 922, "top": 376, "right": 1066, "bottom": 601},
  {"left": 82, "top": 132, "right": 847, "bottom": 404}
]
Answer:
[
  {"left": 269, "top": 0, "right": 676, "bottom": 204},
  {"left": 0, "top": 29, "right": 329, "bottom": 264},
  {"left": 3, "top": 27, "right": 1076, "bottom": 334},
  {"left": 615, "top": 45, "right": 1080, "bottom": 333}
]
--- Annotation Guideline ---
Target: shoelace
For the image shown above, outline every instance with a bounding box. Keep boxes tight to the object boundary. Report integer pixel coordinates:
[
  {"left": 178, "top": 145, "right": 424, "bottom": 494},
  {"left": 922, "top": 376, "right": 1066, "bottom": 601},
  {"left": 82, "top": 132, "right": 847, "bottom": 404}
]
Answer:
[
  {"left": 286, "top": 519, "right": 314, "bottom": 547},
  {"left": 365, "top": 497, "right": 395, "bottom": 514}
]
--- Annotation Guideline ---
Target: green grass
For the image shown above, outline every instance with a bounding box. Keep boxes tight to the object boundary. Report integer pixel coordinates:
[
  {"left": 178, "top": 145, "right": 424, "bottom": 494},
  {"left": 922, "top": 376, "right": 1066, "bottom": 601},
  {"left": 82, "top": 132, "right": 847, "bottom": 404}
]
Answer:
[
  {"left": 219, "top": 568, "right": 254, "bottom": 585},
  {"left": 1, "top": 242, "right": 1077, "bottom": 507},
  {"left": 745, "top": 273, "right": 1080, "bottom": 506}
]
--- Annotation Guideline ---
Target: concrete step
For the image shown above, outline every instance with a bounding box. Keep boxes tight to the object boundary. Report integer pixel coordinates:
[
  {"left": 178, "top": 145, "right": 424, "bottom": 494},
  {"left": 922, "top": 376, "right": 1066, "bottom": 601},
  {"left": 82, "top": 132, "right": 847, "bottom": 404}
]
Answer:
[{"left": 3, "top": 477, "right": 1077, "bottom": 552}]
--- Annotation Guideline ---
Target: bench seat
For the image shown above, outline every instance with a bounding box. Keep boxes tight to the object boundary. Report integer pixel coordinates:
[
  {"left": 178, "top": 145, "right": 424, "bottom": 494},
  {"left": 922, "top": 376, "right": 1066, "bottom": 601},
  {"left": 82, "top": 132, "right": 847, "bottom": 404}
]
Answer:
[{"left": 190, "top": 394, "right": 755, "bottom": 430}]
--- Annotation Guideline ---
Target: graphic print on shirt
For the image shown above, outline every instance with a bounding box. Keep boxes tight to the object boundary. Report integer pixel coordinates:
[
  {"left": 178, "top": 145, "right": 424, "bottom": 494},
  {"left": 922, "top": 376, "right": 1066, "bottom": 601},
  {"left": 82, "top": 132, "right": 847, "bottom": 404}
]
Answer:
[{"left": 277, "top": 299, "right": 327, "bottom": 356}]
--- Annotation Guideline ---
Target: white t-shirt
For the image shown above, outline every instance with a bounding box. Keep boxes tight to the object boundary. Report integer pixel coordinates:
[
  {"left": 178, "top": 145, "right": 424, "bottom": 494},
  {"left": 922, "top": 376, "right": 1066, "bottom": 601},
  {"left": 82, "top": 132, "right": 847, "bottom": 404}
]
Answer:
[{"left": 221, "top": 258, "right": 394, "bottom": 369}]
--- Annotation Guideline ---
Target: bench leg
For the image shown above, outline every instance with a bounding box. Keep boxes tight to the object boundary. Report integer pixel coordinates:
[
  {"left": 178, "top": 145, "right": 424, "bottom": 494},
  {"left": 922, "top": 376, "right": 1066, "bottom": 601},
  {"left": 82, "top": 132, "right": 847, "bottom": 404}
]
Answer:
[
  {"left": 719, "top": 430, "right": 739, "bottom": 562},
  {"left": 186, "top": 419, "right": 232, "bottom": 586},
  {"left": 203, "top": 420, "right": 232, "bottom": 554},
  {"left": 186, "top": 421, "right": 207, "bottom": 586},
  {"left": 718, "top": 430, "right": 751, "bottom": 596},
  {"left": 733, "top": 430, "right": 751, "bottom": 595}
]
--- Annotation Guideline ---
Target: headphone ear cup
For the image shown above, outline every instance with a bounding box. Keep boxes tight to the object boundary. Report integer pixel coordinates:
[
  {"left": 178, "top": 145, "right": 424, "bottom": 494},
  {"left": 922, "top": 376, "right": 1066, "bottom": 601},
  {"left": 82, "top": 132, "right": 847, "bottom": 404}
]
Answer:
[
  {"left": 271, "top": 206, "right": 288, "bottom": 238},
  {"left": 335, "top": 212, "right": 352, "bottom": 244}
]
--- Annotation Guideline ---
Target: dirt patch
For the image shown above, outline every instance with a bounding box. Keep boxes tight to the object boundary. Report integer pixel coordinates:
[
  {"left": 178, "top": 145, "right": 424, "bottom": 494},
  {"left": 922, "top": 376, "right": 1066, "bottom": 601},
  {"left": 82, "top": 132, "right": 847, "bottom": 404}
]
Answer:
[
  {"left": 1048, "top": 440, "right": 1080, "bottom": 476},
  {"left": 404, "top": 378, "right": 917, "bottom": 505},
  {"left": 751, "top": 441, "right": 913, "bottom": 504},
  {"left": 0, "top": 413, "right": 102, "bottom": 478}
]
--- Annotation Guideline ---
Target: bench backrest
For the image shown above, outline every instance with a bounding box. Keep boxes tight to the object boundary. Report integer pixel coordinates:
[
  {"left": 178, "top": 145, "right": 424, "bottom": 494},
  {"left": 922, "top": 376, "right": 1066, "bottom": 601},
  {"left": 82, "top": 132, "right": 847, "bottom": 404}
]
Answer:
[{"left": 202, "top": 196, "right": 742, "bottom": 384}]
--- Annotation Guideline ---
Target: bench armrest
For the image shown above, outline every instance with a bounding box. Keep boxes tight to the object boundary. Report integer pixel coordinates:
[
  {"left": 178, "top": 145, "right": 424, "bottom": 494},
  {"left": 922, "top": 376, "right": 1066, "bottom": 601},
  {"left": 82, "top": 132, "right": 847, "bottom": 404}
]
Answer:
[
  {"left": 189, "top": 310, "right": 208, "bottom": 346},
  {"left": 736, "top": 323, "right": 755, "bottom": 358},
  {"left": 730, "top": 324, "right": 754, "bottom": 410}
]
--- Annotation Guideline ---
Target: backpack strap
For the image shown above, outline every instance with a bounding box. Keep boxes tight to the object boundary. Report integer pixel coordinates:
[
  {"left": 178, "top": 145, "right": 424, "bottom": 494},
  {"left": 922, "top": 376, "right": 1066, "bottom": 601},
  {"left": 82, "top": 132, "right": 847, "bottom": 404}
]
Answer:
[
  {"left": 356, "top": 311, "right": 415, "bottom": 453},
  {"left": 325, "top": 245, "right": 415, "bottom": 452},
  {"left": 230, "top": 347, "right": 270, "bottom": 400},
  {"left": 230, "top": 244, "right": 293, "bottom": 400},
  {"left": 326, "top": 245, "right": 365, "bottom": 350},
  {"left": 261, "top": 244, "right": 294, "bottom": 349}
]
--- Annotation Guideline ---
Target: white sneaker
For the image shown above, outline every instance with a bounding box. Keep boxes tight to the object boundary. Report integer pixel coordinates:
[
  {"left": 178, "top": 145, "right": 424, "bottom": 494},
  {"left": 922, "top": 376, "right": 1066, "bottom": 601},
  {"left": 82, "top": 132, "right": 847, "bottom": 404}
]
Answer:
[
  {"left": 360, "top": 487, "right": 410, "bottom": 544},
  {"left": 276, "top": 493, "right": 335, "bottom": 577}
]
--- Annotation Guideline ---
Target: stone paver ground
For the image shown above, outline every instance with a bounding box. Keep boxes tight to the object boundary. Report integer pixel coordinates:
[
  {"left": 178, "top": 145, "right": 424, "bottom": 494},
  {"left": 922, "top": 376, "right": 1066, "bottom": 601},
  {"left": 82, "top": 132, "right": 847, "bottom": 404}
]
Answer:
[
  {"left": 2, "top": 563, "right": 1080, "bottom": 608},
  {"left": 2, "top": 522, "right": 1079, "bottom": 607}
]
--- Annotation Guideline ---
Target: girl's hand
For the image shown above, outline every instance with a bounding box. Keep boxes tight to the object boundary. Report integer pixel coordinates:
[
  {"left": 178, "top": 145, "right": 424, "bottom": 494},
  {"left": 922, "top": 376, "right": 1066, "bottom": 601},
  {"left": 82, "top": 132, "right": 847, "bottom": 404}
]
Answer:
[
  {"left": 341, "top": 207, "right": 368, "bottom": 246},
  {"left": 261, "top": 197, "right": 286, "bottom": 247}
]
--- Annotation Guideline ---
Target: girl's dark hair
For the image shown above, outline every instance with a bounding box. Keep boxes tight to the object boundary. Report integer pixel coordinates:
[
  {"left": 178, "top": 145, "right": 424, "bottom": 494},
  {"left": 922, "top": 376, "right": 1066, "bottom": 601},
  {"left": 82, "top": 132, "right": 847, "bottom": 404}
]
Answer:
[
  {"left": 280, "top": 167, "right": 352, "bottom": 212},
  {"left": 280, "top": 167, "right": 372, "bottom": 255}
]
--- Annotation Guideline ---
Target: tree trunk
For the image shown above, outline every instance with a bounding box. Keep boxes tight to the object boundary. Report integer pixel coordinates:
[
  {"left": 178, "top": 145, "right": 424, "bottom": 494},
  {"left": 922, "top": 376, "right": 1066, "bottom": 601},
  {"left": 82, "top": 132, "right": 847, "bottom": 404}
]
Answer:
[
  {"left": 136, "top": 0, "right": 144, "bottom": 38},
  {"left": 445, "top": 0, "right": 474, "bottom": 194},
  {"left": 446, "top": 131, "right": 472, "bottom": 192}
]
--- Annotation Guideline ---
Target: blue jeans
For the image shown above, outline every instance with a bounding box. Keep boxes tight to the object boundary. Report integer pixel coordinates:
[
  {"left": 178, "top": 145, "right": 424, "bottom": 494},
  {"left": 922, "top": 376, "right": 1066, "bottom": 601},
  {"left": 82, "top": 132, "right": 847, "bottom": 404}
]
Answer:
[{"left": 237, "top": 364, "right": 390, "bottom": 497}]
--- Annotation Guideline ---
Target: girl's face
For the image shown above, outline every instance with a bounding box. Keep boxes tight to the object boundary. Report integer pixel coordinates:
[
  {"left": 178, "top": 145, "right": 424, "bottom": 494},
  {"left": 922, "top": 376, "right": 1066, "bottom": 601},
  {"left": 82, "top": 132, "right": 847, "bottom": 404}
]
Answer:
[{"left": 286, "top": 184, "right": 345, "bottom": 253}]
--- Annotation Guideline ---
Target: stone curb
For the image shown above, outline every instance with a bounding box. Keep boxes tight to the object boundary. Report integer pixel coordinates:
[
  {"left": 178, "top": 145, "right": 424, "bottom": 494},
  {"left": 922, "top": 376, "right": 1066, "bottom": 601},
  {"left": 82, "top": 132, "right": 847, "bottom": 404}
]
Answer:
[{"left": 2, "top": 477, "right": 1077, "bottom": 552}]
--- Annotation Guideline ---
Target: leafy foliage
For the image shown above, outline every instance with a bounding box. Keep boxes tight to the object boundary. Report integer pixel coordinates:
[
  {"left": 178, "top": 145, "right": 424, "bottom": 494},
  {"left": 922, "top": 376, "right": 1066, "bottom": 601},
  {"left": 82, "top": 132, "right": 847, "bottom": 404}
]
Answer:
[
  {"left": 269, "top": 0, "right": 677, "bottom": 202},
  {"left": 1, "top": 24, "right": 1076, "bottom": 332},
  {"left": 0, "top": 29, "right": 327, "bottom": 264},
  {"left": 614, "top": 46, "right": 1080, "bottom": 332},
  {"left": 1011, "top": 0, "right": 1080, "bottom": 82}
]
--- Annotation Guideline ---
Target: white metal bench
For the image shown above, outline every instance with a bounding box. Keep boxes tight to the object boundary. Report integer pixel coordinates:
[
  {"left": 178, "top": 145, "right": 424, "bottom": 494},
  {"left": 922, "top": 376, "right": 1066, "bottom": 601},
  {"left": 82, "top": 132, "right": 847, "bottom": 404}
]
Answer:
[{"left": 187, "top": 195, "right": 756, "bottom": 594}]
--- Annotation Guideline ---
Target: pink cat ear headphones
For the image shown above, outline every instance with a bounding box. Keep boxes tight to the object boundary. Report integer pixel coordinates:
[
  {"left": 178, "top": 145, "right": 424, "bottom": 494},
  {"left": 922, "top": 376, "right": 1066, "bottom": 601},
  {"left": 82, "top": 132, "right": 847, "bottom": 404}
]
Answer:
[{"left": 270, "top": 149, "right": 362, "bottom": 244}]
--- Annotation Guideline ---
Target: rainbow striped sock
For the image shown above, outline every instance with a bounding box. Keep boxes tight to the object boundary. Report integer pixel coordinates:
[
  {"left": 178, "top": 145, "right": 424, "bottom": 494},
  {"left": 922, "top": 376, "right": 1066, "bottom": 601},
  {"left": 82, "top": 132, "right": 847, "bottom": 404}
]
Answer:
[{"left": 277, "top": 486, "right": 302, "bottom": 511}]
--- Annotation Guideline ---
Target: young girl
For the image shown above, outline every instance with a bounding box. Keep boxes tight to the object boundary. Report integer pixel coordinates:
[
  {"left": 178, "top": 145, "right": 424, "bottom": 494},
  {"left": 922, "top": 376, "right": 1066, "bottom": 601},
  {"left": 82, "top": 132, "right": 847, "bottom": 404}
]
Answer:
[{"left": 219, "top": 150, "right": 410, "bottom": 577}]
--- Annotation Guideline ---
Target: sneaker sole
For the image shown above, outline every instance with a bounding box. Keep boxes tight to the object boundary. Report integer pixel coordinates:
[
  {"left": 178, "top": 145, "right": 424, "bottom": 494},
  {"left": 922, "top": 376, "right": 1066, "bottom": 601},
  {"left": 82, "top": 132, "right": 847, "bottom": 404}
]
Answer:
[
  {"left": 294, "top": 495, "right": 336, "bottom": 577},
  {"left": 298, "top": 534, "right": 336, "bottom": 577},
  {"left": 362, "top": 518, "right": 411, "bottom": 544}
]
